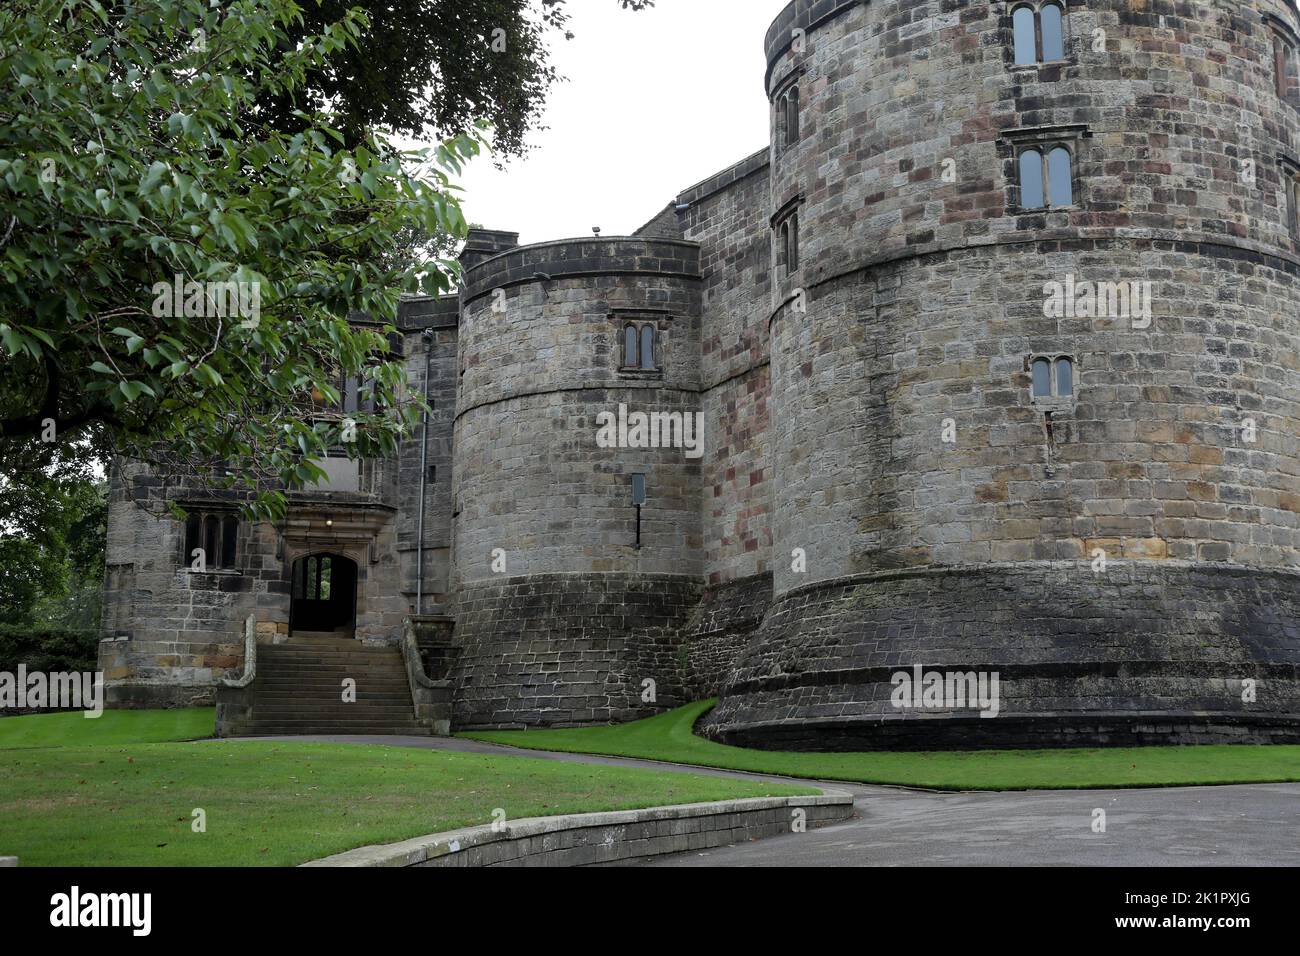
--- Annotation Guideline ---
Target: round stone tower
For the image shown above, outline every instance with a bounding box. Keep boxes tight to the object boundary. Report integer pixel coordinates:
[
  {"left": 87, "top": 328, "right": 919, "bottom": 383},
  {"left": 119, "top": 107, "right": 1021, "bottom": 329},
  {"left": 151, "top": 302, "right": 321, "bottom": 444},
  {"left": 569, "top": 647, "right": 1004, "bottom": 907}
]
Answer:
[
  {"left": 704, "top": 0, "right": 1300, "bottom": 748},
  {"left": 452, "top": 238, "right": 705, "bottom": 727}
]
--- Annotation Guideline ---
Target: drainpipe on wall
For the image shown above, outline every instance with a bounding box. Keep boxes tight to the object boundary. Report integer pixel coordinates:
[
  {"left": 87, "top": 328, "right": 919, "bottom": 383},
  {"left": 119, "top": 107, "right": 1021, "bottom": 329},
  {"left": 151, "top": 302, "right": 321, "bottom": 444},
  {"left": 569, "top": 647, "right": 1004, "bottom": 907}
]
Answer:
[{"left": 416, "top": 328, "right": 435, "bottom": 617}]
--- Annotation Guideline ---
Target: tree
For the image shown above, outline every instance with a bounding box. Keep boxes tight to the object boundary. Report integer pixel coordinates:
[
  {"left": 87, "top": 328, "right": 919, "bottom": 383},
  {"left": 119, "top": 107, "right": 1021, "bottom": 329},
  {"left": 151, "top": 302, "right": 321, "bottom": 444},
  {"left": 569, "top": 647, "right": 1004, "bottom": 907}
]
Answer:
[
  {"left": 257, "top": 0, "right": 655, "bottom": 157},
  {"left": 0, "top": 454, "right": 105, "bottom": 627},
  {"left": 0, "top": 0, "right": 483, "bottom": 519}
]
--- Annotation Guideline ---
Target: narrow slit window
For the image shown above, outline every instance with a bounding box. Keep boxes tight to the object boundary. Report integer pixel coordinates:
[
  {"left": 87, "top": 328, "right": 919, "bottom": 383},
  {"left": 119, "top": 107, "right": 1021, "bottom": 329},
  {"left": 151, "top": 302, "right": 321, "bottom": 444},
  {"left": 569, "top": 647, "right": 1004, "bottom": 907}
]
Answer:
[
  {"left": 786, "top": 86, "right": 800, "bottom": 145},
  {"left": 1291, "top": 178, "right": 1300, "bottom": 242}
]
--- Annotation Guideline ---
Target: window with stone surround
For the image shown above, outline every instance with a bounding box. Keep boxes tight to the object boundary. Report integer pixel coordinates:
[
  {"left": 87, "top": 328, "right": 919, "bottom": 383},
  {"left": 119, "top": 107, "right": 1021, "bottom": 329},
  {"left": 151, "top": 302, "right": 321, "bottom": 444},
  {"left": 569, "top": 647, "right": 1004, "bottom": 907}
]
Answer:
[
  {"left": 784, "top": 84, "right": 800, "bottom": 146},
  {"left": 1268, "top": 15, "right": 1300, "bottom": 105},
  {"left": 182, "top": 509, "right": 239, "bottom": 571},
  {"left": 1011, "top": 1, "right": 1068, "bottom": 66},
  {"left": 773, "top": 70, "right": 803, "bottom": 150},
  {"left": 1018, "top": 145, "right": 1073, "bottom": 209},
  {"left": 615, "top": 311, "right": 666, "bottom": 376},
  {"left": 1002, "top": 125, "right": 1089, "bottom": 212},
  {"left": 772, "top": 198, "right": 801, "bottom": 277},
  {"left": 1281, "top": 156, "right": 1300, "bottom": 244},
  {"left": 1029, "top": 354, "right": 1075, "bottom": 403}
]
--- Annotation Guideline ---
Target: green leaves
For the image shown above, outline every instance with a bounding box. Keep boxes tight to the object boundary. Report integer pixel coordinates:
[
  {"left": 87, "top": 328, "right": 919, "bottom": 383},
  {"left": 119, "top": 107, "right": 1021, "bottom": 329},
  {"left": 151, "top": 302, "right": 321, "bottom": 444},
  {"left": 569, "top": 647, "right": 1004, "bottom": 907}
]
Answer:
[{"left": 0, "top": 0, "right": 481, "bottom": 516}]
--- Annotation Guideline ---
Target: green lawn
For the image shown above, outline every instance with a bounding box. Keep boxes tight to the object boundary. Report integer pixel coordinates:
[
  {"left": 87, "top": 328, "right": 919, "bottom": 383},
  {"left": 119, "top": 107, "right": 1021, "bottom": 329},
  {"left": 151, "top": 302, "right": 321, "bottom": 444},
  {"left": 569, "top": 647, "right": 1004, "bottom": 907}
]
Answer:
[
  {"left": 0, "top": 709, "right": 813, "bottom": 866},
  {"left": 462, "top": 700, "right": 1300, "bottom": 791},
  {"left": 0, "top": 707, "right": 216, "bottom": 749}
]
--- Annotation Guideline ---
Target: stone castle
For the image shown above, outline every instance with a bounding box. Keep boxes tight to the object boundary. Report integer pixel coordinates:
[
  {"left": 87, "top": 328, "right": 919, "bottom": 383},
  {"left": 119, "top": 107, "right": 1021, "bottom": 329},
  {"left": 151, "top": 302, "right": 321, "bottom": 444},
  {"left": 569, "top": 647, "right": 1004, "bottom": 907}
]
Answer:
[{"left": 101, "top": 0, "right": 1300, "bottom": 747}]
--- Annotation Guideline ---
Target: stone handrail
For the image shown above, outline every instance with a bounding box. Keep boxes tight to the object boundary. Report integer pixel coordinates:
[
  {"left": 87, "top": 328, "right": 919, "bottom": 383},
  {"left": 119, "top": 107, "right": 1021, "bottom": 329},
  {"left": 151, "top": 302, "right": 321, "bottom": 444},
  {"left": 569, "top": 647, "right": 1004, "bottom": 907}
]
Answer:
[
  {"left": 220, "top": 614, "right": 258, "bottom": 688},
  {"left": 214, "top": 614, "right": 258, "bottom": 736},
  {"left": 401, "top": 618, "right": 453, "bottom": 736}
]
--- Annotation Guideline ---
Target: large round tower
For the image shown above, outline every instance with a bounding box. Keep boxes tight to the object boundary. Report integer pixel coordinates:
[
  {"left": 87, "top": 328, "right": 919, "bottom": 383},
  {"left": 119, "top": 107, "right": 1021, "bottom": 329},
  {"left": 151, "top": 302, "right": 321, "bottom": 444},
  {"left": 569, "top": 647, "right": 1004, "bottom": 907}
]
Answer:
[{"left": 704, "top": 0, "right": 1300, "bottom": 747}]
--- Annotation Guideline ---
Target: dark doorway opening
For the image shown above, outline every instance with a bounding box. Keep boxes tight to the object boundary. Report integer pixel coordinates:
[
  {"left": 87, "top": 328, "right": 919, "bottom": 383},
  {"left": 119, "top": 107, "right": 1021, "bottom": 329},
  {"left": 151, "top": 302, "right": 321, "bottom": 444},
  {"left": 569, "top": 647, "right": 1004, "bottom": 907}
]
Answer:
[{"left": 290, "top": 553, "right": 357, "bottom": 634}]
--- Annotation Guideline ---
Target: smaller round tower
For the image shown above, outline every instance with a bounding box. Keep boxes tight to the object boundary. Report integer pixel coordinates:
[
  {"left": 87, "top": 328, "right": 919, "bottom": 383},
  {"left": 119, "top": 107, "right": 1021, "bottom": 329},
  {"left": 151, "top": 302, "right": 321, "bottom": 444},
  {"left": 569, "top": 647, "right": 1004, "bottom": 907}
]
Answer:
[{"left": 450, "top": 237, "right": 706, "bottom": 727}]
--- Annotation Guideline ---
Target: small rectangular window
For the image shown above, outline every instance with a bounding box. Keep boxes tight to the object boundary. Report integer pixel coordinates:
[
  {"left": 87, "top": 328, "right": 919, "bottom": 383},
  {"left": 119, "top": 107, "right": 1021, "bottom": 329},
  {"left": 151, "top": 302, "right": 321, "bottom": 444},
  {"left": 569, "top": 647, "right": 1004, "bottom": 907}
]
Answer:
[{"left": 631, "top": 473, "right": 647, "bottom": 506}]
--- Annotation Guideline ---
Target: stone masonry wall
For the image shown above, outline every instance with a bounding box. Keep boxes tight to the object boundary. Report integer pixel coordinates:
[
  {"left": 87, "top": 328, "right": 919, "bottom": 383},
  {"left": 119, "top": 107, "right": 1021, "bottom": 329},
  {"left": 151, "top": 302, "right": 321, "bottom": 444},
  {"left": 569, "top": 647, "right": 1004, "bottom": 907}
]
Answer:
[
  {"left": 705, "top": 0, "right": 1300, "bottom": 746},
  {"left": 678, "top": 151, "right": 776, "bottom": 585},
  {"left": 451, "top": 573, "right": 701, "bottom": 728},
  {"left": 394, "top": 295, "right": 459, "bottom": 615},
  {"left": 99, "top": 461, "right": 275, "bottom": 706},
  {"left": 703, "top": 561, "right": 1300, "bottom": 750},
  {"left": 450, "top": 239, "right": 709, "bottom": 725}
]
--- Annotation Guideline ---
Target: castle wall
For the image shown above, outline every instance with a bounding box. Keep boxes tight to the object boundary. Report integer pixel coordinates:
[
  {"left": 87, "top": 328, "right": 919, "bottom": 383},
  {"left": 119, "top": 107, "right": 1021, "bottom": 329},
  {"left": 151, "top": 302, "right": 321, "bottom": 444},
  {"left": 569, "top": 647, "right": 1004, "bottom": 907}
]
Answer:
[
  {"left": 677, "top": 151, "right": 776, "bottom": 586},
  {"left": 394, "top": 295, "right": 459, "bottom": 614},
  {"left": 449, "top": 238, "right": 706, "bottom": 727},
  {"left": 99, "top": 462, "right": 275, "bottom": 706},
  {"left": 706, "top": 0, "right": 1300, "bottom": 747}
]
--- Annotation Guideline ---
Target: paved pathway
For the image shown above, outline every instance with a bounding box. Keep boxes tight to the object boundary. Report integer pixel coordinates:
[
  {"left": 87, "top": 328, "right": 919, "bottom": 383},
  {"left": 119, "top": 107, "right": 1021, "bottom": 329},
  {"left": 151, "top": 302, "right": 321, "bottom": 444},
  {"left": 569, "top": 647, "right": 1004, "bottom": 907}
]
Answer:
[{"left": 227, "top": 734, "right": 1300, "bottom": 867}]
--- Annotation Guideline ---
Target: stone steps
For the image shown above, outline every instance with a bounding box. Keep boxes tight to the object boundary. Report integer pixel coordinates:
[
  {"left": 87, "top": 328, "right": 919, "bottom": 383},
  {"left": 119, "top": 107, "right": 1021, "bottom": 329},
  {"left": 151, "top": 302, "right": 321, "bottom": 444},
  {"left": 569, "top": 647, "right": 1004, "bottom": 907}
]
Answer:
[{"left": 236, "top": 638, "right": 429, "bottom": 737}]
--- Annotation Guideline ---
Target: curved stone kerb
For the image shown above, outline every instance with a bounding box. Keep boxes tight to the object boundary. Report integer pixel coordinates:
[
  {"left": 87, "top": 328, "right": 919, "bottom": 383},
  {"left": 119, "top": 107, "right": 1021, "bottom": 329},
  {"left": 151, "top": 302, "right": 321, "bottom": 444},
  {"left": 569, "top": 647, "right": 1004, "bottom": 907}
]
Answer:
[{"left": 460, "top": 236, "right": 701, "bottom": 306}]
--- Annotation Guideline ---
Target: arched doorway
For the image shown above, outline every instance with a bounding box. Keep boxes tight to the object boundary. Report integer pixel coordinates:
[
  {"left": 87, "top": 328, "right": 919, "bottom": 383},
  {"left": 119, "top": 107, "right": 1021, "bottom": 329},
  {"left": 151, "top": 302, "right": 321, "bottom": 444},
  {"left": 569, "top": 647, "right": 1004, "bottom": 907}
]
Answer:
[{"left": 290, "top": 553, "right": 357, "bottom": 635}]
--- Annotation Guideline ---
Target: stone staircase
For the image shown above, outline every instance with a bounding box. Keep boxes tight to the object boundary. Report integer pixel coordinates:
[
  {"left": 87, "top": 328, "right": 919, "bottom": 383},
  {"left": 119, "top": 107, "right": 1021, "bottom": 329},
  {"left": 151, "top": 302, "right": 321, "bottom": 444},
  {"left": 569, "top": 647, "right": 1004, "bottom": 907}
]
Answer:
[{"left": 238, "top": 631, "right": 432, "bottom": 736}]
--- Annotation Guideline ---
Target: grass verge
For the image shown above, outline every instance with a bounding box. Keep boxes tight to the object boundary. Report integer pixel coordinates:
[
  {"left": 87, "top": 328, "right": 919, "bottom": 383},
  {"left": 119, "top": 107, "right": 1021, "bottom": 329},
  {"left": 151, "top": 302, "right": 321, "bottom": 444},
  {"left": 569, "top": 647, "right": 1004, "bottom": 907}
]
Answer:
[
  {"left": 0, "top": 709, "right": 814, "bottom": 866},
  {"left": 0, "top": 707, "right": 216, "bottom": 749},
  {"left": 462, "top": 700, "right": 1300, "bottom": 791}
]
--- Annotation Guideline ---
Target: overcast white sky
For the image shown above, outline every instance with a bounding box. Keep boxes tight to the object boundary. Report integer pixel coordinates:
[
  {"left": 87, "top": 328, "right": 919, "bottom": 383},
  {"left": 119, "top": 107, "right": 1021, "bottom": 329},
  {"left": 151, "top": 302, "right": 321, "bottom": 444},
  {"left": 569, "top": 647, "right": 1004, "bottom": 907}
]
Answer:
[{"left": 448, "top": 0, "right": 792, "bottom": 244}]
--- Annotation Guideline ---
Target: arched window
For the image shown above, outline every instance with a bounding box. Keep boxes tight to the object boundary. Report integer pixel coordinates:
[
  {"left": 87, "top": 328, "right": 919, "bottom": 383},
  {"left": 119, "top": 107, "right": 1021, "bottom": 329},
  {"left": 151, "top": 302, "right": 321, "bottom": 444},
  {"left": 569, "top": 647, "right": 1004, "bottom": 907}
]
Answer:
[
  {"left": 1029, "top": 355, "right": 1075, "bottom": 401},
  {"left": 1018, "top": 146, "right": 1074, "bottom": 209},
  {"left": 623, "top": 324, "right": 638, "bottom": 368},
  {"left": 1047, "top": 146, "right": 1073, "bottom": 206},
  {"left": 1040, "top": 3, "right": 1065, "bottom": 61},
  {"left": 779, "top": 221, "right": 791, "bottom": 271},
  {"left": 640, "top": 324, "right": 656, "bottom": 371},
  {"left": 1272, "top": 25, "right": 1299, "bottom": 103},
  {"left": 1055, "top": 356, "right": 1074, "bottom": 397},
  {"left": 1019, "top": 149, "right": 1045, "bottom": 209},
  {"left": 621, "top": 321, "right": 660, "bottom": 371},
  {"left": 1030, "top": 357, "right": 1052, "bottom": 397},
  {"left": 1012, "top": 2, "right": 1067, "bottom": 66},
  {"left": 1012, "top": 5, "right": 1037, "bottom": 65}
]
